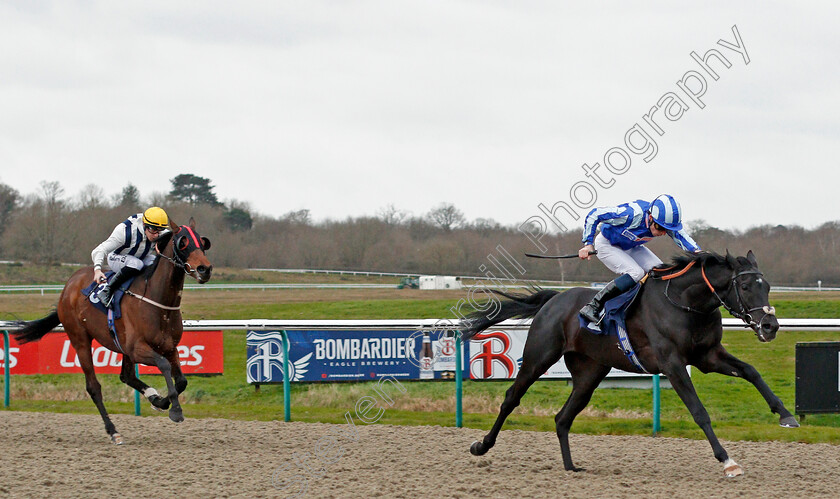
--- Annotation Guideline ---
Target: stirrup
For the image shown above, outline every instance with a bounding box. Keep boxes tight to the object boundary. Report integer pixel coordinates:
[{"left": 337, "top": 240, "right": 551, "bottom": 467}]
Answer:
[
  {"left": 580, "top": 305, "right": 602, "bottom": 324},
  {"left": 97, "top": 288, "right": 114, "bottom": 308}
]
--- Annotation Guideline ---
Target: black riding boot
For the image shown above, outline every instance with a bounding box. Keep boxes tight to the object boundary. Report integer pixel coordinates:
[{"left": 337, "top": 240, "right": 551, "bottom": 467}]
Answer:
[
  {"left": 580, "top": 273, "right": 636, "bottom": 324},
  {"left": 96, "top": 267, "right": 141, "bottom": 308}
]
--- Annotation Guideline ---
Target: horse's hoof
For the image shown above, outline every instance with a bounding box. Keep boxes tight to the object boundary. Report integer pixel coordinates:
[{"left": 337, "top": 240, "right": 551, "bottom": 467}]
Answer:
[
  {"left": 780, "top": 416, "right": 800, "bottom": 428},
  {"left": 723, "top": 458, "right": 743, "bottom": 477},
  {"left": 150, "top": 395, "right": 170, "bottom": 410},
  {"left": 470, "top": 441, "right": 486, "bottom": 456},
  {"left": 169, "top": 410, "right": 185, "bottom": 423},
  {"left": 149, "top": 403, "right": 165, "bottom": 412},
  {"left": 110, "top": 433, "right": 124, "bottom": 445}
]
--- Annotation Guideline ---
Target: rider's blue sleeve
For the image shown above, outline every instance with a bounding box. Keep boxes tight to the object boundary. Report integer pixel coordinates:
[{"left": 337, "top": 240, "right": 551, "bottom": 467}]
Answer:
[
  {"left": 671, "top": 228, "right": 701, "bottom": 253},
  {"left": 581, "top": 205, "right": 631, "bottom": 245}
]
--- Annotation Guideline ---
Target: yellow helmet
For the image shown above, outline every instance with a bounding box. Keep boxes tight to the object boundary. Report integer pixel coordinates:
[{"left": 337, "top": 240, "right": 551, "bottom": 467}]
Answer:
[{"left": 142, "top": 207, "right": 169, "bottom": 229}]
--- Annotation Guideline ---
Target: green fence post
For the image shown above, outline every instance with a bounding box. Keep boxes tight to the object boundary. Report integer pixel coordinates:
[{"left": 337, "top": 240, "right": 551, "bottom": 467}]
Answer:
[
  {"left": 281, "top": 330, "right": 291, "bottom": 422},
  {"left": 455, "top": 331, "right": 463, "bottom": 428},
  {"left": 652, "top": 374, "right": 661, "bottom": 435},
  {"left": 134, "top": 363, "right": 141, "bottom": 416},
  {"left": 3, "top": 331, "right": 10, "bottom": 408}
]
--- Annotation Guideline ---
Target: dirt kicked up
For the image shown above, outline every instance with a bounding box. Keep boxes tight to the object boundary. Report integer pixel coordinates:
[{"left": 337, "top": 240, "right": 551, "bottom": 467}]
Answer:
[{"left": 0, "top": 411, "right": 837, "bottom": 498}]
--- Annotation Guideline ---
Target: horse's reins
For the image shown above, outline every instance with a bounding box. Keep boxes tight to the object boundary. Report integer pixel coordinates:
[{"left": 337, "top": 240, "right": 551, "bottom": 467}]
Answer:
[
  {"left": 124, "top": 290, "right": 181, "bottom": 310},
  {"left": 653, "top": 261, "right": 776, "bottom": 333},
  {"left": 155, "top": 250, "right": 194, "bottom": 276}
]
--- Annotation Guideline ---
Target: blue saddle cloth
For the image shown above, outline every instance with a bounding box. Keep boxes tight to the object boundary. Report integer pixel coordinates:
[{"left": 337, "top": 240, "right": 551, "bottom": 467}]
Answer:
[
  {"left": 579, "top": 282, "right": 642, "bottom": 336},
  {"left": 81, "top": 272, "right": 138, "bottom": 320},
  {"left": 579, "top": 282, "right": 649, "bottom": 373}
]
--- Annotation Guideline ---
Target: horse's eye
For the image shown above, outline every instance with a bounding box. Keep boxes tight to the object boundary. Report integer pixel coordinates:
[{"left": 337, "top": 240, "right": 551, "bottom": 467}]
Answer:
[{"left": 740, "top": 283, "right": 749, "bottom": 291}]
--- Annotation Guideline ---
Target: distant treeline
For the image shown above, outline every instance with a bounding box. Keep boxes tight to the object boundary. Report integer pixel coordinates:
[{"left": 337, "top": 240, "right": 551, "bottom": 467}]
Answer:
[{"left": 1, "top": 178, "right": 838, "bottom": 286}]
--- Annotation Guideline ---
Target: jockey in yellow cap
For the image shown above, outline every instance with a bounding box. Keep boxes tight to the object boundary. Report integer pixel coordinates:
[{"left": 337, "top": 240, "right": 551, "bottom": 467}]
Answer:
[{"left": 91, "top": 207, "right": 170, "bottom": 307}]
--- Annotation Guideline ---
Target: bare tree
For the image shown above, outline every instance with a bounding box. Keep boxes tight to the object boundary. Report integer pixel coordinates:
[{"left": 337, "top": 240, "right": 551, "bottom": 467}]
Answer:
[
  {"left": 426, "top": 203, "right": 465, "bottom": 232},
  {"left": 418, "top": 238, "right": 465, "bottom": 273},
  {"left": 146, "top": 191, "right": 169, "bottom": 208},
  {"left": 0, "top": 182, "right": 20, "bottom": 238},
  {"left": 377, "top": 204, "right": 409, "bottom": 225},
  {"left": 77, "top": 184, "right": 108, "bottom": 209},
  {"left": 406, "top": 217, "right": 436, "bottom": 241},
  {"left": 7, "top": 181, "right": 76, "bottom": 264},
  {"left": 283, "top": 209, "right": 311, "bottom": 226},
  {"left": 2, "top": 179, "right": 840, "bottom": 285},
  {"left": 470, "top": 217, "right": 502, "bottom": 237},
  {"left": 41, "top": 181, "right": 69, "bottom": 264}
]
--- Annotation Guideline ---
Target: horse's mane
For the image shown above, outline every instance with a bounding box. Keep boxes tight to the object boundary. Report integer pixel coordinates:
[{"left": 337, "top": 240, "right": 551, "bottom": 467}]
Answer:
[
  {"left": 144, "top": 228, "right": 176, "bottom": 281},
  {"left": 143, "top": 256, "right": 160, "bottom": 281},
  {"left": 651, "top": 251, "right": 726, "bottom": 274}
]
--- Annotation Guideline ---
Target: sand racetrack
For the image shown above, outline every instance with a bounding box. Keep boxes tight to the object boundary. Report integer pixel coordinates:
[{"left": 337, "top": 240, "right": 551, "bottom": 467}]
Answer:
[{"left": 0, "top": 411, "right": 837, "bottom": 498}]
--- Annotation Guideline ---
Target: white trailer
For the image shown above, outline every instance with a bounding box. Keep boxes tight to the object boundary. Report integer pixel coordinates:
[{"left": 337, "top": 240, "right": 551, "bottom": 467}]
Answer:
[{"left": 418, "top": 275, "right": 462, "bottom": 290}]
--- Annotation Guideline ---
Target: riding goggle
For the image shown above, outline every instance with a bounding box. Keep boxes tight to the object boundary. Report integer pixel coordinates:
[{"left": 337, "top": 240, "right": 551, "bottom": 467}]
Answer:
[{"left": 145, "top": 224, "right": 165, "bottom": 234}]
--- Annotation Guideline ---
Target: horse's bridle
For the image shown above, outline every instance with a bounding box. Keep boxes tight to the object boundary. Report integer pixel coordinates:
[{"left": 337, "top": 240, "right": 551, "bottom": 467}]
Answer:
[
  {"left": 704, "top": 267, "right": 776, "bottom": 333},
  {"left": 659, "top": 262, "right": 776, "bottom": 334},
  {"left": 155, "top": 228, "right": 201, "bottom": 280}
]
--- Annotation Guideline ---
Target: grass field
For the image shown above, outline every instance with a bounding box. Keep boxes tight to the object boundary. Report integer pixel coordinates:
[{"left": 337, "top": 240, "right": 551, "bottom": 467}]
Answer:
[{"left": 3, "top": 267, "right": 840, "bottom": 444}]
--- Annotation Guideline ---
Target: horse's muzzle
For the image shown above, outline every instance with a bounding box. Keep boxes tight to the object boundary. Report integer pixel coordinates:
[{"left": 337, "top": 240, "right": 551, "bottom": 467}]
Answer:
[
  {"left": 757, "top": 313, "right": 779, "bottom": 342},
  {"left": 196, "top": 265, "right": 213, "bottom": 284}
]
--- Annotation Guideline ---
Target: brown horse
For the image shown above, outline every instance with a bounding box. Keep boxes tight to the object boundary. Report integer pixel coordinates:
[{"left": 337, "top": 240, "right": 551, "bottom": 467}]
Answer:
[{"left": 14, "top": 218, "right": 212, "bottom": 444}]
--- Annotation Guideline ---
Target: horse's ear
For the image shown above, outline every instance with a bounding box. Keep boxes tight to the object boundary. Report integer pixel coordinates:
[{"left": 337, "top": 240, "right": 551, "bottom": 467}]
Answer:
[
  {"left": 746, "top": 250, "right": 758, "bottom": 267},
  {"left": 189, "top": 217, "right": 196, "bottom": 229},
  {"left": 725, "top": 249, "right": 738, "bottom": 269},
  {"left": 201, "top": 237, "right": 211, "bottom": 251}
]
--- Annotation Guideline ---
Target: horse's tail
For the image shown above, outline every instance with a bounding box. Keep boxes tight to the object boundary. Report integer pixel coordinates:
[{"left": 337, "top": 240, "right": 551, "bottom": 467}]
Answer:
[
  {"left": 12, "top": 311, "right": 61, "bottom": 344},
  {"left": 460, "top": 289, "right": 560, "bottom": 342}
]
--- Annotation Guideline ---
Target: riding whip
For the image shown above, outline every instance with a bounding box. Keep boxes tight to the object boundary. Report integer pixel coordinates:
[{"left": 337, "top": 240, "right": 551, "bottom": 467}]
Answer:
[{"left": 525, "top": 251, "right": 597, "bottom": 259}]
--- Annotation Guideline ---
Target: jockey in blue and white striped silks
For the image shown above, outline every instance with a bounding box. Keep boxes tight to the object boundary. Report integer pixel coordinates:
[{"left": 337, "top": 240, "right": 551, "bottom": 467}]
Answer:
[
  {"left": 582, "top": 197, "right": 700, "bottom": 255},
  {"left": 578, "top": 194, "right": 700, "bottom": 324}
]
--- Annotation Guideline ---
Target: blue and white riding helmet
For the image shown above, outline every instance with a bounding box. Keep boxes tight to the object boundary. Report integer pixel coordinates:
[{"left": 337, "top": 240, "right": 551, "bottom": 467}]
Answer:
[{"left": 649, "top": 194, "right": 683, "bottom": 231}]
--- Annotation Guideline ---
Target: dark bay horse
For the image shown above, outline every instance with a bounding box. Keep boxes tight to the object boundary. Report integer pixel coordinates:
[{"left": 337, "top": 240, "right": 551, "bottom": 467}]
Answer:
[
  {"left": 14, "top": 218, "right": 212, "bottom": 444},
  {"left": 461, "top": 250, "right": 797, "bottom": 477}
]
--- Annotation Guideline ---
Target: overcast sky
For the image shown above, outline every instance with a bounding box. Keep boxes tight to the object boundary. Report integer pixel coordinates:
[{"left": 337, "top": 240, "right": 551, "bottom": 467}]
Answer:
[{"left": 1, "top": 1, "right": 837, "bottom": 231}]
